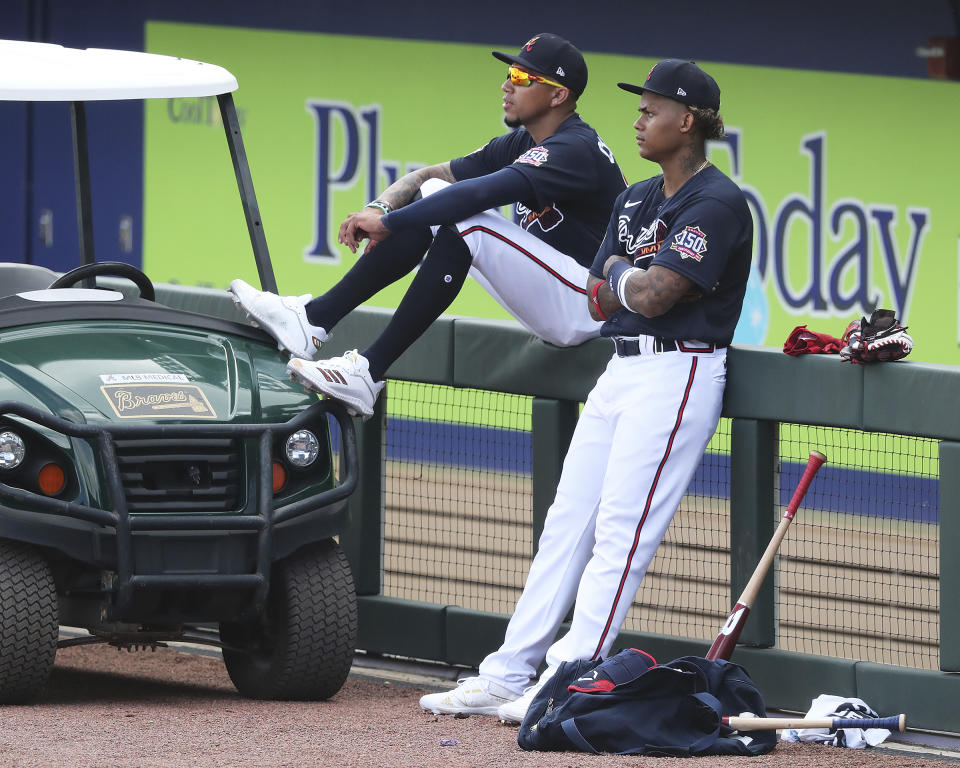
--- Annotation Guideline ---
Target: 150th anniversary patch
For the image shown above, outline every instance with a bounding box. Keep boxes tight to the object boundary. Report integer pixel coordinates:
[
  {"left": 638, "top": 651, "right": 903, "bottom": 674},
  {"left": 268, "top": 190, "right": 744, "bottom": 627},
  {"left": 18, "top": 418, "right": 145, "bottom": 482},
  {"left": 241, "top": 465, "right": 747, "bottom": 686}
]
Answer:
[
  {"left": 100, "top": 383, "right": 216, "bottom": 419},
  {"left": 516, "top": 146, "right": 549, "bottom": 167},
  {"left": 670, "top": 225, "right": 708, "bottom": 261}
]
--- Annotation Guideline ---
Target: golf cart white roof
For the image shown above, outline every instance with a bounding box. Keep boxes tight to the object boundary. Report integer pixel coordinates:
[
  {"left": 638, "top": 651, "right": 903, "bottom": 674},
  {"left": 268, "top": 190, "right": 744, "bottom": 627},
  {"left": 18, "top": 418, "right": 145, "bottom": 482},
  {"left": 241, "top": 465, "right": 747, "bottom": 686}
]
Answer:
[{"left": 0, "top": 40, "right": 237, "bottom": 101}]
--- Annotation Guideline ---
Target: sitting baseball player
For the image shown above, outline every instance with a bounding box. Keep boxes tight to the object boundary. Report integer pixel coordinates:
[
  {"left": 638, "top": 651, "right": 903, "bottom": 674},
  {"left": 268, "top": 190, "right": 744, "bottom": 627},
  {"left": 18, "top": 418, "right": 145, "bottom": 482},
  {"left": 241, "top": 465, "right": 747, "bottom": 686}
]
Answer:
[
  {"left": 418, "top": 59, "right": 753, "bottom": 724},
  {"left": 230, "top": 32, "right": 626, "bottom": 417}
]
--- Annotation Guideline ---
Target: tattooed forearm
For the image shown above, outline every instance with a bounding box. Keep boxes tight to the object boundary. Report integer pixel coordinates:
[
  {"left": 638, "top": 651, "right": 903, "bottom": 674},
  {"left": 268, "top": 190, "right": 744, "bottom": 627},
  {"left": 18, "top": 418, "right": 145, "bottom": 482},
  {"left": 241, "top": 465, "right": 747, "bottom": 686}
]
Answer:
[
  {"left": 586, "top": 274, "right": 623, "bottom": 321},
  {"left": 378, "top": 162, "right": 457, "bottom": 210},
  {"left": 623, "top": 265, "right": 700, "bottom": 317}
]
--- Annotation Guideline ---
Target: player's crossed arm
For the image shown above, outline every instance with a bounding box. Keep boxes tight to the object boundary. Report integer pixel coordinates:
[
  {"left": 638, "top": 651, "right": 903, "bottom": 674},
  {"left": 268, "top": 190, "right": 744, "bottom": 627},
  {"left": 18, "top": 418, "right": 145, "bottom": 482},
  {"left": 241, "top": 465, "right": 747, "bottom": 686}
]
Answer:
[
  {"left": 587, "top": 273, "right": 623, "bottom": 320},
  {"left": 588, "top": 255, "right": 701, "bottom": 319}
]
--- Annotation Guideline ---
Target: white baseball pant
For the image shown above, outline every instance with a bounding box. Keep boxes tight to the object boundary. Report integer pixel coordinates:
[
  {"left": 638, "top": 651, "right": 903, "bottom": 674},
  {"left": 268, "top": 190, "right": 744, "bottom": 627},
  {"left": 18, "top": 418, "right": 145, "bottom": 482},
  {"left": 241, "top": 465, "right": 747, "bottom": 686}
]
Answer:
[
  {"left": 420, "top": 177, "right": 601, "bottom": 347},
  {"left": 478, "top": 341, "right": 727, "bottom": 693}
]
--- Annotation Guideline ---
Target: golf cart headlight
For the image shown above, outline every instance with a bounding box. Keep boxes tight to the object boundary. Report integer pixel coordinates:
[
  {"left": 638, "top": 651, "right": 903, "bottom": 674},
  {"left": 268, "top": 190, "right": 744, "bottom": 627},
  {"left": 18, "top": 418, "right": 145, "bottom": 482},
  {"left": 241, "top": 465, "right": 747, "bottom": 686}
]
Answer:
[
  {"left": 285, "top": 430, "right": 319, "bottom": 467},
  {"left": 0, "top": 431, "right": 26, "bottom": 470}
]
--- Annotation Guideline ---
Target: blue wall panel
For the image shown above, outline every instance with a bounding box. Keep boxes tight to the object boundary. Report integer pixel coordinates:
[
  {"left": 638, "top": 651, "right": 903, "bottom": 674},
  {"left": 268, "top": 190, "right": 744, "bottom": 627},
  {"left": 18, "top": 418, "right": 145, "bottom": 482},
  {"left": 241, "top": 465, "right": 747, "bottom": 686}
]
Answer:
[
  {"left": 26, "top": 1, "right": 145, "bottom": 271},
  {"left": 0, "top": 1, "right": 30, "bottom": 265}
]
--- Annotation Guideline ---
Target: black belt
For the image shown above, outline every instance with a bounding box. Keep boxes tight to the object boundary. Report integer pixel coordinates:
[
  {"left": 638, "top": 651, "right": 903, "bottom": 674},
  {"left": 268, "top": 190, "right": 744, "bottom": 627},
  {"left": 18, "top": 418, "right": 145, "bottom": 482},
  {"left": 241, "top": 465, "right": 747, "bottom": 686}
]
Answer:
[{"left": 613, "top": 337, "right": 722, "bottom": 357}]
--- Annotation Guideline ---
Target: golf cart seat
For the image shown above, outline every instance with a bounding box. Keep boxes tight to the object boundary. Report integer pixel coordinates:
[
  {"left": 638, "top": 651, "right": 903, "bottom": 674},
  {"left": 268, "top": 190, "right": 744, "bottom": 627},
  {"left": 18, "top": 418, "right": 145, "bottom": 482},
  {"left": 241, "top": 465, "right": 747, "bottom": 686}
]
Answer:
[{"left": 0, "top": 263, "right": 59, "bottom": 297}]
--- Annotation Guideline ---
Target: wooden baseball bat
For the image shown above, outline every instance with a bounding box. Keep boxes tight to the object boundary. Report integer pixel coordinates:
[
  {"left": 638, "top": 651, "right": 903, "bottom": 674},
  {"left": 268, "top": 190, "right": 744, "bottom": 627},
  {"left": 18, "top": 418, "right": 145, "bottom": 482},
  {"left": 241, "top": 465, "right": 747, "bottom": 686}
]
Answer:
[
  {"left": 705, "top": 450, "right": 827, "bottom": 661},
  {"left": 723, "top": 713, "right": 905, "bottom": 732}
]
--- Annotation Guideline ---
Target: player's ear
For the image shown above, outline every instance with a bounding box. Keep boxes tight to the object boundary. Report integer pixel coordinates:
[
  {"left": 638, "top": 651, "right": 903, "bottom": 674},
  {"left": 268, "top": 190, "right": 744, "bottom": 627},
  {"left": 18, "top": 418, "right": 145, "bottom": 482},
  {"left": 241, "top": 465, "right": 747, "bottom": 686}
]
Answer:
[
  {"left": 678, "top": 109, "right": 696, "bottom": 134},
  {"left": 550, "top": 86, "right": 571, "bottom": 108}
]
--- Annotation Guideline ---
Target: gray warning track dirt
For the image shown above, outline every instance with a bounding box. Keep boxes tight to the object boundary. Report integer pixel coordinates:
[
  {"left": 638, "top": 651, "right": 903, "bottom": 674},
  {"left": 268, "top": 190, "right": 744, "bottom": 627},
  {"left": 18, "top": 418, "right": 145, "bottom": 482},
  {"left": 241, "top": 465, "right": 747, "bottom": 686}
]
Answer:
[{"left": 0, "top": 644, "right": 952, "bottom": 768}]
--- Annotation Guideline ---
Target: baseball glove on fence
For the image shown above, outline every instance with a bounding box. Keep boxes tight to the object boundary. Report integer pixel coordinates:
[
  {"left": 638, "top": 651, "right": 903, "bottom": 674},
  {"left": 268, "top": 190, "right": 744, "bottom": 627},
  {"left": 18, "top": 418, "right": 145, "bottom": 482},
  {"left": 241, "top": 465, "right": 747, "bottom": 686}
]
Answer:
[{"left": 839, "top": 309, "right": 913, "bottom": 364}]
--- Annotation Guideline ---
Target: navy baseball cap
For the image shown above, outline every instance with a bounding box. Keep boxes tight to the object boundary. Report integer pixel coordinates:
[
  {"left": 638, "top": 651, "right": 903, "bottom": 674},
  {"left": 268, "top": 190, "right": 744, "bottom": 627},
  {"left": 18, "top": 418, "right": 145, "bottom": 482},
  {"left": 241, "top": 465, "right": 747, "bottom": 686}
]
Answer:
[
  {"left": 618, "top": 59, "right": 720, "bottom": 111},
  {"left": 492, "top": 33, "right": 588, "bottom": 97}
]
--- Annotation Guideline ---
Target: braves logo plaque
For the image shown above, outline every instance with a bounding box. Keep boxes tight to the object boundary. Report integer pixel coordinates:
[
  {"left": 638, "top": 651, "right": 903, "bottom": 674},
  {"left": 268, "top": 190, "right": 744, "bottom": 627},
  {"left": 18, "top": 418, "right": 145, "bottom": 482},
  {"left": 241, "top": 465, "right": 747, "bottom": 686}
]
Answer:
[{"left": 100, "top": 383, "right": 216, "bottom": 419}]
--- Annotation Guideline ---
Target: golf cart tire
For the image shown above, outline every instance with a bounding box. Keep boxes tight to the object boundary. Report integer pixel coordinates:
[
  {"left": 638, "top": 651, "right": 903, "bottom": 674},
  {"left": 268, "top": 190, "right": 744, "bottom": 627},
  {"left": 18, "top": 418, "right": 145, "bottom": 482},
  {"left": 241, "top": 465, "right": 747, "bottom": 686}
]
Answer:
[
  {"left": 0, "top": 540, "right": 59, "bottom": 704},
  {"left": 220, "top": 539, "right": 357, "bottom": 701}
]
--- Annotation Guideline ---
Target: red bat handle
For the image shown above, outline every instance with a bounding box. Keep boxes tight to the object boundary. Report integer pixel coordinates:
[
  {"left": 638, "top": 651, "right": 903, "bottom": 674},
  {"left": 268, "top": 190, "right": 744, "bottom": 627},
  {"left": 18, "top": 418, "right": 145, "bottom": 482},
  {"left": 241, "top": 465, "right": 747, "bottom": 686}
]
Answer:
[{"left": 783, "top": 450, "right": 826, "bottom": 520}]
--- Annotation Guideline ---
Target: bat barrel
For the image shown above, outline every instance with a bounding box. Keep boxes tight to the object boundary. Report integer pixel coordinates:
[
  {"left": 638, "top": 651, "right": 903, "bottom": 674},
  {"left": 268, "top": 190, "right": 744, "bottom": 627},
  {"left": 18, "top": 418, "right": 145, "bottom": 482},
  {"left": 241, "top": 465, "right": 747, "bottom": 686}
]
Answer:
[{"left": 704, "top": 603, "right": 749, "bottom": 661}]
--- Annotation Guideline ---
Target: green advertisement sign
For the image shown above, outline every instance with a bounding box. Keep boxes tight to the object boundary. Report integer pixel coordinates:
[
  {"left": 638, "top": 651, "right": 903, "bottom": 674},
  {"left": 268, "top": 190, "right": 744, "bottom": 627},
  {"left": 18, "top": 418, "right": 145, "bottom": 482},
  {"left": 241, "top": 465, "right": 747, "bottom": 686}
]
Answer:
[{"left": 145, "top": 22, "right": 960, "bottom": 364}]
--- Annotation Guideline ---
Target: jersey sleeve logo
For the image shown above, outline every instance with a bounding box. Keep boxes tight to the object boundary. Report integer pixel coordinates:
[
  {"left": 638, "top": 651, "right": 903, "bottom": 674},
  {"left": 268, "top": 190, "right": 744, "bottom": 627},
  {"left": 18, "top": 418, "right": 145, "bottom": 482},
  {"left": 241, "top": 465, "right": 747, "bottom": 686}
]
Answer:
[
  {"left": 670, "top": 225, "right": 708, "bottom": 261},
  {"left": 517, "top": 202, "right": 564, "bottom": 233},
  {"left": 515, "top": 146, "right": 549, "bottom": 167}
]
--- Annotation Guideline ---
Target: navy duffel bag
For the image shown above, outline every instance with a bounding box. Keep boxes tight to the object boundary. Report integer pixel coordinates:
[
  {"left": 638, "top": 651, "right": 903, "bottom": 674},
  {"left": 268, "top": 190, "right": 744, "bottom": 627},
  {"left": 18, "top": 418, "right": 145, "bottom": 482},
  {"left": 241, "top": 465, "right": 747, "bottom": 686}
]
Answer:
[{"left": 518, "top": 648, "right": 776, "bottom": 757}]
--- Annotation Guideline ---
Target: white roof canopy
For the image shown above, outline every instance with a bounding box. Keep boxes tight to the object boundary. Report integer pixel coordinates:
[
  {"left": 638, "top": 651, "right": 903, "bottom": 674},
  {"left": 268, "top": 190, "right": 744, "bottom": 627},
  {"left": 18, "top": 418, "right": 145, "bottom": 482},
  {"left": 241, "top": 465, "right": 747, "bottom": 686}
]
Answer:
[{"left": 0, "top": 40, "right": 238, "bottom": 101}]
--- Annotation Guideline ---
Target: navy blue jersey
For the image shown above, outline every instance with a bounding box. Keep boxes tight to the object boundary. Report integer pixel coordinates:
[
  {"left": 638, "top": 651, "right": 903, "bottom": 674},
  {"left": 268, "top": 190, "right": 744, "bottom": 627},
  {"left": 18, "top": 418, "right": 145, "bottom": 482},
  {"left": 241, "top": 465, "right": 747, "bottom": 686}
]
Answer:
[
  {"left": 589, "top": 166, "right": 752, "bottom": 345},
  {"left": 450, "top": 115, "right": 626, "bottom": 267}
]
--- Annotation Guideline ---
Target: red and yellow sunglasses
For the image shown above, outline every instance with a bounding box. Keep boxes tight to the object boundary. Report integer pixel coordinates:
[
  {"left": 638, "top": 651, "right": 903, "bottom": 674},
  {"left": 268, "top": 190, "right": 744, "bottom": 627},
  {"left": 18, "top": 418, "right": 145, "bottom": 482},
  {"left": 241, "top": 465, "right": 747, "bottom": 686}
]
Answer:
[{"left": 508, "top": 65, "right": 564, "bottom": 89}]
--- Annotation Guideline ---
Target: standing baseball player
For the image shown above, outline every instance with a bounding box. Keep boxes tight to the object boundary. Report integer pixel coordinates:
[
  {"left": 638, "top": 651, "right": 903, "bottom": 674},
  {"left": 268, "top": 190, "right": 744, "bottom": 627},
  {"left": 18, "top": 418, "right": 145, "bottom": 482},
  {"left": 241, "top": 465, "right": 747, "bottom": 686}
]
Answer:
[
  {"left": 230, "top": 33, "right": 625, "bottom": 417},
  {"left": 419, "top": 59, "right": 753, "bottom": 723}
]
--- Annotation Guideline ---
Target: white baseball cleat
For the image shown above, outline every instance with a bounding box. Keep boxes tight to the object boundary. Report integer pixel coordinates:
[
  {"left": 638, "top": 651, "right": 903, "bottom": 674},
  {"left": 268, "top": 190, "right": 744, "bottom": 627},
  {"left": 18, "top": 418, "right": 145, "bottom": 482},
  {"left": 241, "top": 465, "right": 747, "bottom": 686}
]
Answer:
[
  {"left": 229, "top": 278, "right": 328, "bottom": 360},
  {"left": 419, "top": 676, "right": 518, "bottom": 716},
  {"left": 286, "top": 350, "right": 385, "bottom": 419},
  {"left": 497, "top": 668, "right": 554, "bottom": 724}
]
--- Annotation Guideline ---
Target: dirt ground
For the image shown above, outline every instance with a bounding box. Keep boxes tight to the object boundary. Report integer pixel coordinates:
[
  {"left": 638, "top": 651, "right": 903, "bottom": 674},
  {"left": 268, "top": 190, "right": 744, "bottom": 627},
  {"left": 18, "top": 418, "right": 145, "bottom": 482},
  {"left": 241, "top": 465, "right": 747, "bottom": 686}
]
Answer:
[{"left": 0, "top": 642, "right": 956, "bottom": 768}]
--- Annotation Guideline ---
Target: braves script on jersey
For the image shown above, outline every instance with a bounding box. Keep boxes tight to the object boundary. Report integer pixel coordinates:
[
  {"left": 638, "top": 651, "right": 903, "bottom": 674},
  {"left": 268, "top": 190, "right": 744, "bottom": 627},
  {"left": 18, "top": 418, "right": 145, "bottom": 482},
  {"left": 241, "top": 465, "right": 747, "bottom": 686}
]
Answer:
[
  {"left": 591, "top": 166, "right": 752, "bottom": 344},
  {"left": 452, "top": 115, "right": 625, "bottom": 267}
]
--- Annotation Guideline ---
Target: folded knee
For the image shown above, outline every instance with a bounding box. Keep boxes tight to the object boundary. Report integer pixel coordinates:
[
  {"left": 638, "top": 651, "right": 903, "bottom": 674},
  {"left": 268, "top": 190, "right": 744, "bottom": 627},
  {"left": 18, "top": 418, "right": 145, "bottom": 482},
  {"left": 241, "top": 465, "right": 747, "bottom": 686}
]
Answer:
[{"left": 419, "top": 177, "right": 451, "bottom": 198}]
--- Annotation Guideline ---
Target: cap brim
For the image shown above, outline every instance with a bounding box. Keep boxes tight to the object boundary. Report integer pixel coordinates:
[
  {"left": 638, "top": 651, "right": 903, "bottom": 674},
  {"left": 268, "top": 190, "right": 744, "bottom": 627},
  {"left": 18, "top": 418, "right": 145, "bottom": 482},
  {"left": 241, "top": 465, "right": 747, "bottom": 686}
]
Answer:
[
  {"left": 492, "top": 50, "right": 528, "bottom": 68},
  {"left": 620, "top": 81, "right": 682, "bottom": 102},
  {"left": 493, "top": 50, "right": 560, "bottom": 82},
  {"left": 617, "top": 81, "right": 645, "bottom": 96},
  {"left": 618, "top": 80, "right": 719, "bottom": 109}
]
